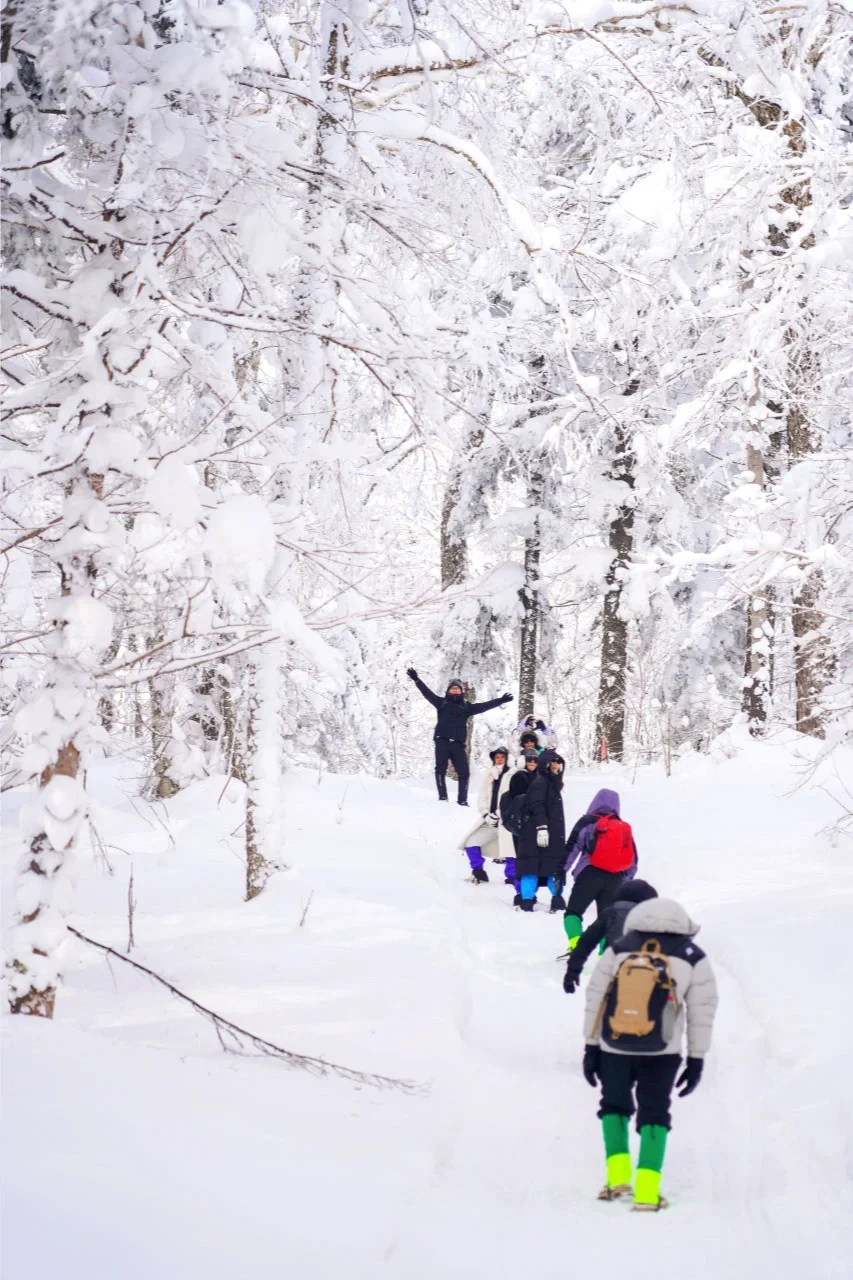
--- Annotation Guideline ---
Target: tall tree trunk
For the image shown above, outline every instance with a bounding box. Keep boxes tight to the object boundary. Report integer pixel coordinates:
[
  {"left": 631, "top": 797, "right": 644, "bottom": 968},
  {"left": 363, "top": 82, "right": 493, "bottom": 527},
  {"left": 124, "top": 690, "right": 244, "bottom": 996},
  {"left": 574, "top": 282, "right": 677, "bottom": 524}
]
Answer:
[
  {"left": 596, "top": 387, "right": 638, "bottom": 762},
  {"left": 787, "top": 357, "right": 830, "bottom": 736},
  {"left": 741, "top": 397, "right": 774, "bottom": 733},
  {"left": 734, "top": 38, "right": 830, "bottom": 737},
  {"left": 232, "top": 647, "right": 279, "bottom": 901},
  {"left": 440, "top": 469, "right": 468, "bottom": 592},
  {"left": 440, "top": 414, "right": 488, "bottom": 763},
  {"left": 8, "top": 472, "right": 108, "bottom": 1017},
  {"left": 518, "top": 466, "right": 544, "bottom": 719}
]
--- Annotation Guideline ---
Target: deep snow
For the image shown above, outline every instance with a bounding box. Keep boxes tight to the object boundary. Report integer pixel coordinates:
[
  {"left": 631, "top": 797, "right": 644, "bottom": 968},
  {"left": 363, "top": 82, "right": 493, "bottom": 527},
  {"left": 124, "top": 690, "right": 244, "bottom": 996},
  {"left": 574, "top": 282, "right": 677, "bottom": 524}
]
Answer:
[{"left": 3, "top": 731, "right": 853, "bottom": 1280}]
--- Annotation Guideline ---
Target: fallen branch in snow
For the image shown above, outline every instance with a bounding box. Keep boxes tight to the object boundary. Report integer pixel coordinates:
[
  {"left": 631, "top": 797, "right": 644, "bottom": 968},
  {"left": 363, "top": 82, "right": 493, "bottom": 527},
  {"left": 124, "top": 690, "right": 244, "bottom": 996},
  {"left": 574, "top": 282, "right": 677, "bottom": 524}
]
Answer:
[
  {"left": 68, "top": 927, "right": 423, "bottom": 1095},
  {"left": 298, "top": 890, "right": 315, "bottom": 928}
]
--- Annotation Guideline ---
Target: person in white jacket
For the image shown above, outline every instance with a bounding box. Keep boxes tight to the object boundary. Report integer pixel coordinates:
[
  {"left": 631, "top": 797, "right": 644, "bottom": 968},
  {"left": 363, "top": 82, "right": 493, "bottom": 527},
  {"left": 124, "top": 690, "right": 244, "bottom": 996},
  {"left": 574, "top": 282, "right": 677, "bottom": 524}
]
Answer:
[
  {"left": 581, "top": 897, "right": 719, "bottom": 1211},
  {"left": 457, "top": 747, "right": 515, "bottom": 882}
]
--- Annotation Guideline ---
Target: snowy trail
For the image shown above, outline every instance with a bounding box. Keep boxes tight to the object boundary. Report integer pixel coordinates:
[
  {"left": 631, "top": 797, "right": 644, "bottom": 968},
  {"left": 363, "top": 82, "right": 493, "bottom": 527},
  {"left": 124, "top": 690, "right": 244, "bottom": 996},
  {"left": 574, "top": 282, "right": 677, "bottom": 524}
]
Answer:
[{"left": 4, "top": 736, "right": 853, "bottom": 1280}]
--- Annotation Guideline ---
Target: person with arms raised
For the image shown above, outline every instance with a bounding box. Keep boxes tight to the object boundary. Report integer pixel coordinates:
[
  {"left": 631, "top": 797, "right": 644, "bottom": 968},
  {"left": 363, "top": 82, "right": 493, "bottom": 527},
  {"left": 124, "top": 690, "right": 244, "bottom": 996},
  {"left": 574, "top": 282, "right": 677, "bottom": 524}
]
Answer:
[{"left": 406, "top": 670, "right": 513, "bottom": 806}]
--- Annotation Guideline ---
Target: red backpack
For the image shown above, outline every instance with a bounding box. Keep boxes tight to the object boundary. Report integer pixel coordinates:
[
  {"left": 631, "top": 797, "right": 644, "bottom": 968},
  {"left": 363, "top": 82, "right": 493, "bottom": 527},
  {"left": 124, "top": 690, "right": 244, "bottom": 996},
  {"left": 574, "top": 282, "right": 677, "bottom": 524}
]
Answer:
[{"left": 590, "top": 815, "right": 634, "bottom": 872}]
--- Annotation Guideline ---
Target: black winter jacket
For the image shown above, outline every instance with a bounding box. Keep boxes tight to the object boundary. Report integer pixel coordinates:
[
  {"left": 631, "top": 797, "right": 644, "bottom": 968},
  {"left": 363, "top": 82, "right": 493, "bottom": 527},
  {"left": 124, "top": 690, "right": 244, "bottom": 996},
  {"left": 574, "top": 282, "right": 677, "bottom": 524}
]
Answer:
[
  {"left": 412, "top": 677, "right": 507, "bottom": 742},
  {"left": 517, "top": 749, "right": 566, "bottom": 879},
  {"left": 565, "top": 880, "right": 658, "bottom": 979}
]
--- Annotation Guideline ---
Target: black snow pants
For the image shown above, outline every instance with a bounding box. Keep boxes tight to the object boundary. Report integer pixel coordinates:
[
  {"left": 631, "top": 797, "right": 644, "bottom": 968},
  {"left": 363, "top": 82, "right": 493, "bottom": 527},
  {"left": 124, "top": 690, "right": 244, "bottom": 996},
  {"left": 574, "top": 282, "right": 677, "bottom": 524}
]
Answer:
[
  {"left": 434, "top": 738, "right": 469, "bottom": 803},
  {"left": 598, "top": 1052, "right": 682, "bottom": 1132},
  {"left": 565, "top": 865, "right": 624, "bottom": 923}
]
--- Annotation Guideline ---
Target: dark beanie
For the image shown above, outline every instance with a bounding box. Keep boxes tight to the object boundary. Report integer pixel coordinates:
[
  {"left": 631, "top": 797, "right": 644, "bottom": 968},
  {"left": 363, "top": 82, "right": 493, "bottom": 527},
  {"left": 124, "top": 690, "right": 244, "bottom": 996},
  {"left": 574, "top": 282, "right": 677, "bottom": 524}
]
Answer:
[{"left": 616, "top": 879, "right": 657, "bottom": 905}]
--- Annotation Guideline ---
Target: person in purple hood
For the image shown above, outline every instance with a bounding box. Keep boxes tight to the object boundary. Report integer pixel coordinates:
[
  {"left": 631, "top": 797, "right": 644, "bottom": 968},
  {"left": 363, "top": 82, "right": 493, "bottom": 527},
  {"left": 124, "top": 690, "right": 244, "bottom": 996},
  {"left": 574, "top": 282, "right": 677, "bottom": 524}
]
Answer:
[{"left": 562, "top": 788, "right": 637, "bottom": 949}]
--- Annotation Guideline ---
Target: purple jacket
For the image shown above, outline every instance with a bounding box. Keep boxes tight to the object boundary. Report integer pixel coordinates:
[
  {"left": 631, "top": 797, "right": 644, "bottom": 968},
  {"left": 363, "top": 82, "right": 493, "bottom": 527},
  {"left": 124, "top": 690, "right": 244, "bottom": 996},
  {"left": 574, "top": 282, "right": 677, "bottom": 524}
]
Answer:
[{"left": 563, "top": 788, "right": 637, "bottom": 881}]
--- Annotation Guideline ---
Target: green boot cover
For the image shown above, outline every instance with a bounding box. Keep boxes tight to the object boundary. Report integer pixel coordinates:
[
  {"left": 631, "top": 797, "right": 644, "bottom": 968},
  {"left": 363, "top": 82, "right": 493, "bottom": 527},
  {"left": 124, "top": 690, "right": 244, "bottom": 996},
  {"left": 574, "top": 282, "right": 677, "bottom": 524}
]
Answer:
[
  {"left": 564, "top": 913, "right": 582, "bottom": 947},
  {"left": 601, "top": 1114, "right": 631, "bottom": 1188},
  {"left": 635, "top": 1124, "right": 668, "bottom": 1205}
]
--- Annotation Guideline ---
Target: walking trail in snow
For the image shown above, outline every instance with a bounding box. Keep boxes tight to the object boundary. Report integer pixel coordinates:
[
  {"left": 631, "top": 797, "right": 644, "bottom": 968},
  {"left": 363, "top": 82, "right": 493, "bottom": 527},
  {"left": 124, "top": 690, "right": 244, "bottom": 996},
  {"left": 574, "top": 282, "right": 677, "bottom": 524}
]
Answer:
[{"left": 3, "top": 730, "right": 853, "bottom": 1280}]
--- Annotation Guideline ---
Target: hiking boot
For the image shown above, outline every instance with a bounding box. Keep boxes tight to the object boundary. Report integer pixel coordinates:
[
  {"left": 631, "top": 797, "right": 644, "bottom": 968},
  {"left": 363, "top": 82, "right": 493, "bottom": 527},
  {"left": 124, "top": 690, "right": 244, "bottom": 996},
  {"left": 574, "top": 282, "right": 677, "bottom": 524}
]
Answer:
[
  {"left": 457, "top": 800, "right": 469, "bottom": 807},
  {"left": 632, "top": 1195, "right": 669, "bottom": 1213},
  {"left": 470, "top": 866, "right": 489, "bottom": 884},
  {"left": 549, "top": 894, "right": 566, "bottom": 912},
  {"left": 505, "top": 876, "right": 516, "bottom": 886},
  {"left": 513, "top": 892, "right": 522, "bottom": 906},
  {"left": 597, "top": 1184, "right": 632, "bottom": 1201},
  {"left": 518, "top": 899, "right": 535, "bottom": 912}
]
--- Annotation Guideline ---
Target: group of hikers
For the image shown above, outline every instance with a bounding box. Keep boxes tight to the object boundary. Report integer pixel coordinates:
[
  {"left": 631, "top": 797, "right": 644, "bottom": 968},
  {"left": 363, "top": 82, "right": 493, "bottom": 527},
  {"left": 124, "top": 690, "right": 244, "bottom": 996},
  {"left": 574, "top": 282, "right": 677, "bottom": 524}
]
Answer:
[{"left": 408, "top": 670, "right": 719, "bottom": 1213}]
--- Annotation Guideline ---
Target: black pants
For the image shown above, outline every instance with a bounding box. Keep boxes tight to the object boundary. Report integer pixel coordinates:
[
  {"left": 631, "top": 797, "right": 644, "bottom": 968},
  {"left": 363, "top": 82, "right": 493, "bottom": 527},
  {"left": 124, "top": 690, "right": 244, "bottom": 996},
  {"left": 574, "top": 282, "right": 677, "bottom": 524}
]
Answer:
[
  {"left": 566, "top": 865, "right": 623, "bottom": 921},
  {"left": 434, "top": 738, "right": 469, "bottom": 803},
  {"left": 598, "top": 1052, "right": 681, "bottom": 1131}
]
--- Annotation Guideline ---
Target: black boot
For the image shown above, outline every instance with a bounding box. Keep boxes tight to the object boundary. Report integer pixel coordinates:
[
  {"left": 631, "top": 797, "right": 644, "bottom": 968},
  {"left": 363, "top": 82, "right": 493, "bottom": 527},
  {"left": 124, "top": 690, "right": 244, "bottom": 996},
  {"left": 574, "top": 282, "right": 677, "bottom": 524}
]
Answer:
[
  {"left": 513, "top": 892, "right": 522, "bottom": 906},
  {"left": 471, "top": 866, "right": 489, "bottom": 883},
  {"left": 518, "top": 899, "right": 534, "bottom": 912},
  {"left": 550, "top": 894, "right": 566, "bottom": 912},
  {"left": 457, "top": 799, "right": 469, "bottom": 807}
]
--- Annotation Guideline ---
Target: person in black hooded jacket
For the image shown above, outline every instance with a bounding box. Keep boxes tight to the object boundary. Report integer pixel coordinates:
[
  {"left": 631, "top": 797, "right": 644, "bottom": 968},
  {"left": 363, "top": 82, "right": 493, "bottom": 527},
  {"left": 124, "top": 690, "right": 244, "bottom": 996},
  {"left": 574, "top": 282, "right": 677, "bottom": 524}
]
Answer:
[
  {"left": 516, "top": 748, "right": 567, "bottom": 912},
  {"left": 406, "top": 669, "right": 513, "bottom": 805},
  {"left": 562, "top": 880, "right": 658, "bottom": 992}
]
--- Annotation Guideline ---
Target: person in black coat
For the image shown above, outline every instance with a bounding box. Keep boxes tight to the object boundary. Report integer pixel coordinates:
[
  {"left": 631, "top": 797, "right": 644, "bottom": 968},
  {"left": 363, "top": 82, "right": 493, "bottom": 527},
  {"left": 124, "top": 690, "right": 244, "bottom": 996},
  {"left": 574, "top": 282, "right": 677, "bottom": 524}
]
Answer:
[
  {"left": 562, "top": 879, "right": 658, "bottom": 992},
  {"left": 406, "top": 669, "right": 513, "bottom": 805},
  {"left": 516, "top": 748, "right": 566, "bottom": 912}
]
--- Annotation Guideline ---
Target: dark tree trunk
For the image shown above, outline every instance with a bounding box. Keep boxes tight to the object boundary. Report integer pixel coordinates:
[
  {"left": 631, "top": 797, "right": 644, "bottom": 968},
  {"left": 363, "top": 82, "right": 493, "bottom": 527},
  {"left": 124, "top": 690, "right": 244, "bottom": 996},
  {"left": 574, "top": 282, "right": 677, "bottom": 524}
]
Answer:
[
  {"left": 596, "top": 388, "right": 638, "bottom": 762},
  {"left": 440, "top": 467, "right": 468, "bottom": 592},
  {"left": 741, "top": 436, "right": 773, "bottom": 734},
  {"left": 518, "top": 467, "right": 544, "bottom": 720},
  {"left": 740, "top": 56, "right": 829, "bottom": 738}
]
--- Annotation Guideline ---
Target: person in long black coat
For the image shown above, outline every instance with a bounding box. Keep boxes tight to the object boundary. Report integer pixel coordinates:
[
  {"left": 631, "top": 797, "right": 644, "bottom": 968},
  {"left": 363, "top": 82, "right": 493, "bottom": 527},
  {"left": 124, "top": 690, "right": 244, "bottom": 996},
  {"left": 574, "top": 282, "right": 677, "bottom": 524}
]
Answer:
[
  {"left": 406, "top": 669, "right": 513, "bottom": 805},
  {"left": 516, "top": 748, "right": 567, "bottom": 912}
]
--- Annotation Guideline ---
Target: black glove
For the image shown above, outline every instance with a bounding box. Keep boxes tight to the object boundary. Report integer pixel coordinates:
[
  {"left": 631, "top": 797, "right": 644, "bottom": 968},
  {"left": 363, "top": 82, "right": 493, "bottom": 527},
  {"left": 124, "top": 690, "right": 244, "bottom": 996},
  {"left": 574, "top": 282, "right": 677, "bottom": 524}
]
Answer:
[
  {"left": 406, "top": 667, "right": 418, "bottom": 681},
  {"left": 582, "top": 1044, "right": 601, "bottom": 1088},
  {"left": 563, "top": 967, "right": 579, "bottom": 994},
  {"left": 676, "top": 1057, "right": 703, "bottom": 1097},
  {"left": 534, "top": 719, "right": 546, "bottom": 731},
  {"left": 501, "top": 692, "right": 513, "bottom": 704}
]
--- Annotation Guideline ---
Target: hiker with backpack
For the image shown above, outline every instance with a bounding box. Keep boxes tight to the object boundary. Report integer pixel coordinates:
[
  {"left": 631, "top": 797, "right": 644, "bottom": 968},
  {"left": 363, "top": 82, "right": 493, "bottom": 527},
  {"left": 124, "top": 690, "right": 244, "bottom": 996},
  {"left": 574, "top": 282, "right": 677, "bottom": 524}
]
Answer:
[
  {"left": 513, "top": 748, "right": 568, "bottom": 912},
  {"left": 458, "top": 746, "right": 514, "bottom": 883},
  {"left": 581, "top": 896, "right": 718, "bottom": 1210},
  {"left": 406, "top": 669, "right": 513, "bottom": 806},
  {"left": 500, "top": 747, "right": 540, "bottom": 895},
  {"left": 562, "top": 880, "right": 658, "bottom": 993},
  {"left": 563, "top": 788, "right": 637, "bottom": 950}
]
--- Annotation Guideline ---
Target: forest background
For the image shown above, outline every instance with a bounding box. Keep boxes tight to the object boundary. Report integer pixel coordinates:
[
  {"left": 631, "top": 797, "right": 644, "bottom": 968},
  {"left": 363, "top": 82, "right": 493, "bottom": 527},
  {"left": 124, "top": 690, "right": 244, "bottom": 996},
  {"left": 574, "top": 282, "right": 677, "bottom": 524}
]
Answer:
[{"left": 2, "top": 0, "right": 852, "bottom": 1016}]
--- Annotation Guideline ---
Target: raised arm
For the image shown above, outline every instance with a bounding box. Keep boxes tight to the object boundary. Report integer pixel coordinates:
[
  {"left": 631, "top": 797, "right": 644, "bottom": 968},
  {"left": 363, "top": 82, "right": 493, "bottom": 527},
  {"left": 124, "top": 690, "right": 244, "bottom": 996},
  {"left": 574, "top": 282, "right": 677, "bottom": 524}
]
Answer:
[
  {"left": 406, "top": 669, "right": 442, "bottom": 709},
  {"left": 469, "top": 692, "right": 513, "bottom": 716}
]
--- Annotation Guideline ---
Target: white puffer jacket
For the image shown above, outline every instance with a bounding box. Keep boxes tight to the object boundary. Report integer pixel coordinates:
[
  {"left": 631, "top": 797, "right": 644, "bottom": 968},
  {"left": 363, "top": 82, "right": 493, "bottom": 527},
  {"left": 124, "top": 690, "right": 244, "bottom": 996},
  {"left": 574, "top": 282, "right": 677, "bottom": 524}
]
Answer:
[
  {"left": 458, "top": 764, "right": 516, "bottom": 859},
  {"left": 583, "top": 898, "right": 719, "bottom": 1058}
]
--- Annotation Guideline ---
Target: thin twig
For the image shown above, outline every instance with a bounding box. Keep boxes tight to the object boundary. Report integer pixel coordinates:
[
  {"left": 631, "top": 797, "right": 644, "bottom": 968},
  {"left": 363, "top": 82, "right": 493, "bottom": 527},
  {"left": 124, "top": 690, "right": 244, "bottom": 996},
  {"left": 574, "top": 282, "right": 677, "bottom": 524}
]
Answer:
[
  {"left": 68, "top": 927, "right": 423, "bottom": 1093},
  {"left": 299, "top": 890, "right": 315, "bottom": 928}
]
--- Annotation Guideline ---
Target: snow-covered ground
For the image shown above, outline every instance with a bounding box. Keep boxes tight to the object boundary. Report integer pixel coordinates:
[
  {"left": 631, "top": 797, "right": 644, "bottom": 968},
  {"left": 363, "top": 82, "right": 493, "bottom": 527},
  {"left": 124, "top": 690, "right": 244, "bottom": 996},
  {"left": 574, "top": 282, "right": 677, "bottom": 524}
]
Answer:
[{"left": 3, "top": 731, "right": 853, "bottom": 1280}]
